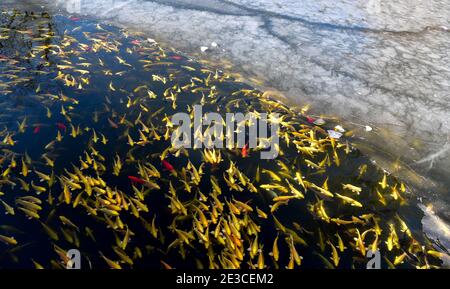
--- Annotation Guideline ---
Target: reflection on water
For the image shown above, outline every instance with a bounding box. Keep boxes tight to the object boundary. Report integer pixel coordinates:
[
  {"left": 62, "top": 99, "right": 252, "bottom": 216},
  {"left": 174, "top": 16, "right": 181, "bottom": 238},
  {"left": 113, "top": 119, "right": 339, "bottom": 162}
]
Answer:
[{"left": 0, "top": 10, "right": 447, "bottom": 269}]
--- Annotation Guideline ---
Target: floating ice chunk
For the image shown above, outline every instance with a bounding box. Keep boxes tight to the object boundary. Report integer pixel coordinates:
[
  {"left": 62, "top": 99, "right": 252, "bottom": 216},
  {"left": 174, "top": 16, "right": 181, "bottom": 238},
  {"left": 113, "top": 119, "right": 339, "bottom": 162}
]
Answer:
[
  {"left": 365, "top": 125, "right": 373, "bottom": 132},
  {"left": 327, "top": 130, "right": 343, "bottom": 139},
  {"left": 313, "top": 118, "right": 325, "bottom": 125},
  {"left": 334, "top": 125, "right": 345, "bottom": 133},
  {"left": 200, "top": 46, "right": 209, "bottom": 52},
  {"left": 211, "top": 42, "right": 218, "bottom": 48},
  {"left": 419, "top": 203, "right": 450, "bottom": 255}
]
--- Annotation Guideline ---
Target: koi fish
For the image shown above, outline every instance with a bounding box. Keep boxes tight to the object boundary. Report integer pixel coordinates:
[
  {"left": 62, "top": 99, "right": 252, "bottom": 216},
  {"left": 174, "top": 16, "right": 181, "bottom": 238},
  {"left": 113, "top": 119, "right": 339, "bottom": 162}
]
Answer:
[
  {"left": 56, "top": 122, "right": 67, "bottom": 131},
  {"left": 128, "top": 176, "right": 146, "bottom": 184},
  {"left": 108, "top": 118, "right": 119, "bottom": 129},
  {"left": 162, "top": 160, "right": 175, "bottom": 172},
  {"left": 241, "top": 143, "right": 249, "bottom": 157}
]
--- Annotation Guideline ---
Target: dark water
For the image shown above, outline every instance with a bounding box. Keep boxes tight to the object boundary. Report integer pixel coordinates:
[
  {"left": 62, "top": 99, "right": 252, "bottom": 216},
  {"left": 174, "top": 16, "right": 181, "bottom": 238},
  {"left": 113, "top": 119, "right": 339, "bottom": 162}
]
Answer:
[{"left": 0, "top": 10, "right": 446, "bottom": 269}]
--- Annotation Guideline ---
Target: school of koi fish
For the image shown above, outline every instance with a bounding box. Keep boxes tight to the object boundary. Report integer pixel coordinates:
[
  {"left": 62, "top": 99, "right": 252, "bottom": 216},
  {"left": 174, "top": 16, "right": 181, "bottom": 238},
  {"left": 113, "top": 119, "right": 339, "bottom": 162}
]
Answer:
[{"left": 0, "top": 10, "right": 448, "bottom": 269}]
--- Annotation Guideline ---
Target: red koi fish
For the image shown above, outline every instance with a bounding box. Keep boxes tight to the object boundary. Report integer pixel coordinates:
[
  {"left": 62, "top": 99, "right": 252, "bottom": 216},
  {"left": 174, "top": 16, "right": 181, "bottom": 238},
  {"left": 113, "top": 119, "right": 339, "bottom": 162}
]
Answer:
[
  {"left": 33, "top": 126, "right": 41, "bottom": 134},
  {"left": 171, "top": 56, "right": 182, "bottom": 60},
  {"left": 128, "top": 176, "right": 146, "bottom": 184},
  {"left": 130, "top": 40, "right": 141, "bottom": 45},
  {"left": 242, "top": 143, "right": 249, "bottom": 157},
  {"left": 306, "top": 116, "right": 315, "bottom": 123},
  {"left": 161, "top": 160, "right": 175, "bottom": 172},
  {"left": 56, "top": 122, "right": 67, "bottom": 131},
  {"left": 70, "top": 17, "right": 81, "bottom": 21}
]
